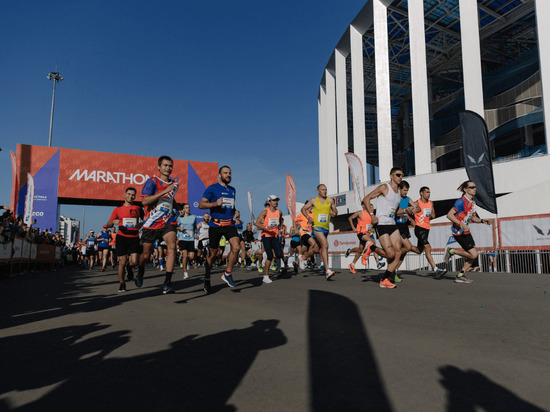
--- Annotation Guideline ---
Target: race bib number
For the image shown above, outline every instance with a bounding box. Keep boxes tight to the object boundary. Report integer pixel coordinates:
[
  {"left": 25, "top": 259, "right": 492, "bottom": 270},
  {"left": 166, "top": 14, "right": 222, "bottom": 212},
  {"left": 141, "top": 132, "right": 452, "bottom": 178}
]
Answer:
[
  {"left": 318, "top": 214, "right": 329, "bottom": 223},
  {"left": 366, "top": 224, "right": 372, "bottom": 231},
  {"left": 424, "top": 209, "right": 431, "bottom": 217},
  {"left": 122, "top": 218, "right": 137, "bottom": 228},
  {"left": 221, "top": 197, "right": 235, "bottom": 209},
  {"left": 388, "top": 208, "right": 396, "bottom": 219},
  {"left": 157, "top": 197, "right": 173, "bottom": 209},
  {"left": 268, "top": 218, "right": 279, "bottom": 226}
]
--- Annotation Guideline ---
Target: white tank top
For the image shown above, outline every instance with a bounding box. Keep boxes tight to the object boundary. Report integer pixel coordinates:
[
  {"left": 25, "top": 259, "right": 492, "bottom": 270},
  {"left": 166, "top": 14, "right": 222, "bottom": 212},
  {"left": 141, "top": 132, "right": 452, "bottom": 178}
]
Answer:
[{"left": 376, "top": 183, "right": 401, "bottom": 225}]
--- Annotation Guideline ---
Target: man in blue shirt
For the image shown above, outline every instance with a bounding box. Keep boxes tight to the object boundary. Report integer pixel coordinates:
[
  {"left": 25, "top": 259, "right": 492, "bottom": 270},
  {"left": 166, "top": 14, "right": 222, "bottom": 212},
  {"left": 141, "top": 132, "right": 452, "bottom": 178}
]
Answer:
[{"left": 199, "top": 165, "right": 239, "bottom": 292}]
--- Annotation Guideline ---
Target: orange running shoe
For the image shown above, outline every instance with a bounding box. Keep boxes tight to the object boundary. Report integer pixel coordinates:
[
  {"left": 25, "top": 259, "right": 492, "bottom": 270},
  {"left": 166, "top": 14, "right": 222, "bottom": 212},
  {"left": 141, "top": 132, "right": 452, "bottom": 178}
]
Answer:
[
  {"left": 349, "top": 264, "right": 356, "bottom": 274},
  {"left": 379, "top": 278, "right": 396, "bottom": 289}
]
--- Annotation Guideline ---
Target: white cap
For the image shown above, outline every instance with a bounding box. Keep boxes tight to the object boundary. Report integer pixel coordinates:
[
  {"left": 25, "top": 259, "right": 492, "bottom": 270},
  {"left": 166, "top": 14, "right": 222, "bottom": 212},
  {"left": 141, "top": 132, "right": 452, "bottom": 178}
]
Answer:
[{"left": 267, "top": 195, "right": 280, "bottom": 201}]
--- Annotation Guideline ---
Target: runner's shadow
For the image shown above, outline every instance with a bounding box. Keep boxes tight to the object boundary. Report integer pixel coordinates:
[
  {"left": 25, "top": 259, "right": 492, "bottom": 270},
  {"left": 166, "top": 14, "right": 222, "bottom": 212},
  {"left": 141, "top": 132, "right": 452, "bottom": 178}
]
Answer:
[
  {"left": 2, "top": 320, "right": 287, "bottom": 411},
  {"left": 308, "top": 290, "right": 392, "bottom": 411},
  {"left": 439, "top": 365, "right": 546, "bottom": 411}
]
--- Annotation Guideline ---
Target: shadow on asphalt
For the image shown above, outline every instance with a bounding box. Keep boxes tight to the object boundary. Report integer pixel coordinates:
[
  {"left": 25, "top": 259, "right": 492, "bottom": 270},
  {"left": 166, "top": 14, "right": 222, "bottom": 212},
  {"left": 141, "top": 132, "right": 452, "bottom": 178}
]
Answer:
[
  {"left": 308, "top": 290, "right": 392, "bottom": 411},
  {"left": 0, "top": 319, "right": 287, "bottom": 411},
  {"left": 439, "top": 365, "right": 546, "bottom": 411}
]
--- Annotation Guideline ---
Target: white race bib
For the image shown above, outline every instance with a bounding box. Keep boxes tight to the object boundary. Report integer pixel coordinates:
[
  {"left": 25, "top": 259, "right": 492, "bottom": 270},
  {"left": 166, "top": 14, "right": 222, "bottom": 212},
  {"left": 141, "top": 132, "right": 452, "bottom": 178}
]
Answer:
[
  {"left": 268, "top": 218, "right": 279, "bottom": 226},
  {"left": 424, "top": 209, "right": 431, "bottom": 217},
  {"left": 222, "top": 197, "right": 235, "bottom": 209},
  {"left": 388, "top": 208, "right": 396, "bottom": 219},
  {"left": 318, "top": 214, "right": 329, "bottom": 223},
  {"left": 122, "top": 218, "right": 137, "bottom": 228}
]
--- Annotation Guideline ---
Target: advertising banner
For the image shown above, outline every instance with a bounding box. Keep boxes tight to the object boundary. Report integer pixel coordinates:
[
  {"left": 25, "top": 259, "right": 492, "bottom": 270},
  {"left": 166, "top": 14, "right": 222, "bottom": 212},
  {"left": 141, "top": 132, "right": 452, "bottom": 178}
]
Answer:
[
  {"left": 345, "top": 153, "right": 366, "bottom": 209},
  {"left": 285, "top": 174, "right": 296, "bottom": 221},
  {"left": 10, "top": 151, "right": 18, "bottom": 213},
  {"left": 12, "top": 238, "right": 23, "bottom": 258},
  {"left": 37, "top": 244, "right": 56, "bottom": 261},
  {"left": 23, "top": 173, "right": 35, "bottom": 226},
  {"left": 15, "top": 144, "right": 218, "bottom": 228},
  {"left": 499, "top": 214, "right": 550, "bottom": 250},
  {"left": 247, "top": 190, "right": 254, "bottom": 225}
]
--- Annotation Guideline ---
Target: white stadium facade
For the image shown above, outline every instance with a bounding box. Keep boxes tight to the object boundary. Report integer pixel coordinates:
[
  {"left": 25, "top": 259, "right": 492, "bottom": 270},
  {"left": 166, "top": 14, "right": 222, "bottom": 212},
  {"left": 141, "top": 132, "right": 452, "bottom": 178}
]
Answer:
[{"left": 314, "top": 0, "right": 550, "bottom": 271}]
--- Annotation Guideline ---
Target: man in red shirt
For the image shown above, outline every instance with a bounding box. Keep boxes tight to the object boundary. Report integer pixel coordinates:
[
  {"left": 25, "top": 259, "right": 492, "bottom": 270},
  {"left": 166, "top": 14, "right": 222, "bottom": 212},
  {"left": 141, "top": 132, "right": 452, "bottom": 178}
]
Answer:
[{"left": 107, "top": 187, "right": 144, "bottom": 292}]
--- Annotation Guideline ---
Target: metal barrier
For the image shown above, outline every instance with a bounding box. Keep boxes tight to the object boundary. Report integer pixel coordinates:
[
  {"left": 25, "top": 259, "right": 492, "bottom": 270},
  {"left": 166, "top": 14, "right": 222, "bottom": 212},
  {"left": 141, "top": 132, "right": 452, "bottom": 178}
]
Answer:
[{"left": 395, "top": 251, "right": 550, "bottom": 274}]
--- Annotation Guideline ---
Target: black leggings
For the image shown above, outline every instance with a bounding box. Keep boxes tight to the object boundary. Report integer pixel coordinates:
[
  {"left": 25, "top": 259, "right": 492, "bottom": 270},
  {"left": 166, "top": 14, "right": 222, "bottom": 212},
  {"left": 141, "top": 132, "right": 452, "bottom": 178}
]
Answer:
[{"left": 262, "top": 236, "right": 284, "bottom": 261}]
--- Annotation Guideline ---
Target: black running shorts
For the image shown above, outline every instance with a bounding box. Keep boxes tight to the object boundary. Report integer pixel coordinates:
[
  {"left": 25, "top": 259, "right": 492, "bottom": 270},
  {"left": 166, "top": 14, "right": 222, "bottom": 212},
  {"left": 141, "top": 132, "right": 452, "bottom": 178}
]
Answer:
[
  {"left": 116, "top": 235, "right": 140, "bottom": 256},
  {"left": 209, "top": 226, "right": 238, "bottom": 249},
  {"left": 414, "top": 226, "right": 430, "bottom": 247},
  {"left": 141, "top": 225, "right": 177, "bottom": 244},
  {"left": 375, "top": 224, "right": 398, "bottom": 238},
  {"left": 397, "top": 222, "right": 411, "bottom": 239},
  {"left": 178, "top": 240, "right": 195, "bottom": 252},
  {"left": 454, "top": 233, "right": 476, "bottom": 251}
]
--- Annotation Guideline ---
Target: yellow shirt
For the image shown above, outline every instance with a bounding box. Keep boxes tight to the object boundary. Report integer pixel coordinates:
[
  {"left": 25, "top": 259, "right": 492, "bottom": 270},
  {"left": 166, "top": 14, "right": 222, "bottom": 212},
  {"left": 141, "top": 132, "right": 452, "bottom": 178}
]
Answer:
[{"left": 313, "top": 196, "right": 331, "bottom": 230}]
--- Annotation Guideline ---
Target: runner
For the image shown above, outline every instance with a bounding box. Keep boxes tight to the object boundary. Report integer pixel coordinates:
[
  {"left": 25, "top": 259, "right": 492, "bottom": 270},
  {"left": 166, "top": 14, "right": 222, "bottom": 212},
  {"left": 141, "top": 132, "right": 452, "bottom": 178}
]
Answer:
[
  {"left": 137, "top": 155, "right": 179, "bottom": 294},
  {"left": 300, "top": 184, "right": 338, "bottom": 280},
  {"left": 443, "top": 180, "right": 493, "bottom": 283},
  {"left": 345, "top": 200, "right": 384, "bottom": 274},
  {"left": 198, "top": 165, "right": 240, "bottom": 293},
  {"left": 107, "top": 187, "right": 143, "bottom": 292},
  {"left": 196, "top": 213, "right": 211, "bottom": 267},
  {"left": 97, "top": 225, "right": 111, "bottom": 272},
  {"left": 296, "top": 202, "right": 319, "bottom": 271},
  {"left": 177, "top": 203, "right": 196, "bottom": 280},
  {"left": 363, "top": 167, "right": 416, "bottom": 288},
  {"left": 255, "top": 195, "right": 284, "bottom": 283},
  {"left": 288, "top": 220, "right": 301, "bottom": 273},
  {"left": 84, "top": 230, "right": 97, "bottom": 270},
  {"left": 109, "top": 228, "right": 117, "bottom": 268},
  {"left": 242, "top": 223, "right": 255, "bottom": 267},
  {"left": 234, "top": 210, "right": 247, "bottom": 268}
]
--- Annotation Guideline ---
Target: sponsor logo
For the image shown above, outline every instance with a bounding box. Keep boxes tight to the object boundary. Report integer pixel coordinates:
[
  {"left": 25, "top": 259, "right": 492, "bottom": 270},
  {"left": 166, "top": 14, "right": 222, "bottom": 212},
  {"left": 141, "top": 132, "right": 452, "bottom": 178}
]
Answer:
[
  {"left": 333, "top": 239, "right": 356, "bottom": 248},
  {"left": 69, "top": 170, "right": 151, "bottom": 186},
  {"left": 532, "top": 225, "right": 550, "bottom": 240},
  {"left": 32, "top": 211, "right": 44, "bottom": 216}
]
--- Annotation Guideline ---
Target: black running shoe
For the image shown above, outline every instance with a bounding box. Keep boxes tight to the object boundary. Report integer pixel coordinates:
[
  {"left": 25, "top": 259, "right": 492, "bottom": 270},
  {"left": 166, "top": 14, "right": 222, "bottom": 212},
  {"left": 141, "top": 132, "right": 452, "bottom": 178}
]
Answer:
[
  {"left": 135, "top": 266, "right": 145, "bottom": 288},
  {"left": 162, "top": 282, "right": 175, "bottom": 294},
  {"left": 118, "top": 282, "right": 126, "bottom": 293},
  {"left": 126, "top": 266, "right": 134, "bottom": 281},
  {"left": 203, "top": 278, "right": 211, "bottom": 294}
]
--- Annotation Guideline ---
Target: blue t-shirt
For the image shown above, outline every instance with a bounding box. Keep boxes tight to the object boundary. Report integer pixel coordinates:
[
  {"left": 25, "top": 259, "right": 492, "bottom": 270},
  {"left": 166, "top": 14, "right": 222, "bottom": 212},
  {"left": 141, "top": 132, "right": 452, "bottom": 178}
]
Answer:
[
  {"left": 86, "top": 237, "right": 96, "bottom": 248},
  {"left": 396, "top": 197, "right": 410, "bottom": 223},
  {"left": 177, "top": 215, "right": 196, "bottom": 241},
  {"left": 202, "top": 183, "right": 236, "bottom": 227},
  {"left": 97, "top": 231, "right": 110, "bottom": 247}
]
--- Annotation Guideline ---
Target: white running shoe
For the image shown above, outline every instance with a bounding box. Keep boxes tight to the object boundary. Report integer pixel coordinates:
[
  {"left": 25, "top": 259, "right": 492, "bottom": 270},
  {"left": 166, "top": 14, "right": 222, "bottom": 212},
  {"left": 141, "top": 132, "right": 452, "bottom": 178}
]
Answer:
[
  {"left": 183, "top": 272, "right": 189, "bottom": 279},
  {"left": 262, "top": 276, "right": 273, "bottom": 284},
  {"left": 298, "top": 255, "right": 306, "bottom": 270}
]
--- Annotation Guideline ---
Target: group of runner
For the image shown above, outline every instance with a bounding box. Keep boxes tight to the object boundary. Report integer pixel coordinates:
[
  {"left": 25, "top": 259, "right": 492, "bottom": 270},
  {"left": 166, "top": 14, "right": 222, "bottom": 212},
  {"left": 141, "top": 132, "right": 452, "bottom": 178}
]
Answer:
[{"left": 102, "top": 156, "right": 492, "bottom": 294}]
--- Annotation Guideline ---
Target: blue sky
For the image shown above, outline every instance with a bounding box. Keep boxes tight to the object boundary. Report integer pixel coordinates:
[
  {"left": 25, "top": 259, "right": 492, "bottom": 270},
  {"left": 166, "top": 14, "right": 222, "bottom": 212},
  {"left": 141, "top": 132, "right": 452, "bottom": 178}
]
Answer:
[{"left": 0, "top": 0, "right": 366, "bottom": 235}]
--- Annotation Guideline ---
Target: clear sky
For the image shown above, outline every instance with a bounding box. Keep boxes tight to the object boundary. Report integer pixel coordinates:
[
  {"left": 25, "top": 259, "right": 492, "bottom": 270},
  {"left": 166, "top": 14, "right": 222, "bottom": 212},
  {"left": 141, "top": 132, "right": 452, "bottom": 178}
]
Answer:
[{"left": 0, "top": 0, "right": 366, "bottom": 235}]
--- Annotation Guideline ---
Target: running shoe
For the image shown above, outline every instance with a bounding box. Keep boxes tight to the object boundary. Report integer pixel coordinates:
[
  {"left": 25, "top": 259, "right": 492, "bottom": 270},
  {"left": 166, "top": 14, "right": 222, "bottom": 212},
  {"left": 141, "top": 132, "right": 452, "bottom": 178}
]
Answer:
[
  {"left": 180, "top": 263, "right": 183, "bottom": 268},
  {"left": 118, "top": 282, "right": 126, "bottom": 293},
  {"left": 444, "top": 247, "right": 454, "bottom": 264},
  {"left": 344, "top": 248, "right": 351, "bottom": 258},
  {"left": 270, "top": 264, "right": 277, "bottom": 271},
  {"left": 434, "top": 267, "right": 447, "bottom": 278},
  {"left": 363, "top": 241, "right": 374, "bottom": 259},
  {"left": 349, "top": 264, "right": 356, "bottom": 274},
  {"left": 162, "top": 282, "right": 175, "bottom": 294},
  {"left": 393, "top": 273, "right": 402, "bottom": 283},
  {"left": 455, "top": 275, "right": 474, "bottom": 284},
  {"left": 262, "top": 276, "right": 273, "bottom": 284},
  {"left": 379, "top": 278, "right": 396, "bottom": 289},
  {"left": 320, "top": 263, "right": 325, "bottom": 271},
  {"left": 361, "top": 255, "right": 367, "bottom": 266},
  {"left": 258, "top": 265, "right": 264, "bottom": 273},
  {"left": 241, "top": 262, "right": 246, "bottom": 268},
  {"left": 298, "top": 255, "right": 306, "bottom": 270},
  {"left": 203, "top": 278, "right": 211, "bottom": 293},
  {"left": 134, "top": 266, "right": 144, "bottom": 288},
  {"left": 251, "top": 255, "right": 256, "bottom": 263},
  {"left": 183, "top": 272, "right": 189, "bottom": 279},
  {"left": 101, "top": 267, "right": 106, "bottom": 272},
  {"left": 221, "top": 273, "right": 236, "bottom": 287},
  {"left": 160, "top": 265, "right": 165, "bottom": 271},
  {"left": 293, "top": 261, "right": 298, "bottom": 274},
  {"left": 376, "top": 261, "right": 386, "bottom": 270},
  {"left": 325, "top": 270, "right": 335, "bottom": 280}
]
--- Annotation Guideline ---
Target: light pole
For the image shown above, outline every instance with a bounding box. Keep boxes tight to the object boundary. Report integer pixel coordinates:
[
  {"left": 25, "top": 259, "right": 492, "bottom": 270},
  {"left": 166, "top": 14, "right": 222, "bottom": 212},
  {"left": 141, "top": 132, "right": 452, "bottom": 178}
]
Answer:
[{"left": 47, "top": 72, "right": 63, "bottom": 147}]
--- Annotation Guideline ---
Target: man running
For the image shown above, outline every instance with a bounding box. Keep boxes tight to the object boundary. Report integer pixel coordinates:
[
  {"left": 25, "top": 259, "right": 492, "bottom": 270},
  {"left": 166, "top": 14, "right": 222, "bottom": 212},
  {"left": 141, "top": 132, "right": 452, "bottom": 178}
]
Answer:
[
  {"left": 177, "top": 203, "right": 196, "bottom": 280},
  {"left": 444, "top": 180, "right": 493, "bottom": 283},
  {"left": 84, "top": 230, "right": 97, "bottom": 270},
  {"left": 345, "top": 200, "right": 384, "bottom": 273},
  {"left": 137, "top": 155, "right": 179, "bottom": 294},
  {"left": 255, "top": 195, "right": 284, "bottom": 283},
  {"left": 107, "top": 187, "right": 143, "bottom": 292},
  {"left": 97, "top": 225, "right": 111, "bottom": 272},
  {"left": 300, "top": 184, "right": 338, "bottom": 280},
  {"left": 196, "top": 213, "right": 210, "bottom": 266},
  {"left": 198, "top": 165, "right": 240, "bottom": 293},
  {"left": 363, "top": 167, "right": 416, "bottom": 288}
]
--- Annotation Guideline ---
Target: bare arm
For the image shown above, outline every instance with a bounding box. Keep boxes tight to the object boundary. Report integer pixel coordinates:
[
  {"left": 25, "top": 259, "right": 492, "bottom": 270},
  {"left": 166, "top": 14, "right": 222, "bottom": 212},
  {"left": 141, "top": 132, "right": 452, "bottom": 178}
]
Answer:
[
  {"left": 348, "top": 211, "right": 360, "bottom": 232},
  {"left": 301, "top": 199, "right": 315, "bottom": 224},
  {"left": 330, "top": 198, "right": 338, "bottom": 217},
  {"left": 363, "top": 185, "right": 387, "bottom": 225},
  {"left": 255, "top": 209, "right": 269, "bottom": 231},
  {"left": 198, "top": 197, "right": 223, "bottom": 209}
]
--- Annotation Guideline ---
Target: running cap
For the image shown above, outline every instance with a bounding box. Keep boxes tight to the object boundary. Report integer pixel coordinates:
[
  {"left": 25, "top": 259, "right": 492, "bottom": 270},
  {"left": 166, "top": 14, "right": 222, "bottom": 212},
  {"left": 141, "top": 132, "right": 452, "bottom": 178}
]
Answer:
[
  {"left": 267, "top": 195, "right": 280, "bottom": 201},
  {"left": 102, "top": 225, "right": 107, "bottom": 229},
  {"left": 90, "top": 230, "right": 94, "bottom": 233}
]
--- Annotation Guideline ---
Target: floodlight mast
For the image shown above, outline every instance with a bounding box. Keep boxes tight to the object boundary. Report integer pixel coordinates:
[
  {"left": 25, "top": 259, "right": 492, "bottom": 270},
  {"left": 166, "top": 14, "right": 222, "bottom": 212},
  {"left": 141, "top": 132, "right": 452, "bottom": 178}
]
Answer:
[{"left": 47, "top": 72, "right": 63, "bottom": 147}]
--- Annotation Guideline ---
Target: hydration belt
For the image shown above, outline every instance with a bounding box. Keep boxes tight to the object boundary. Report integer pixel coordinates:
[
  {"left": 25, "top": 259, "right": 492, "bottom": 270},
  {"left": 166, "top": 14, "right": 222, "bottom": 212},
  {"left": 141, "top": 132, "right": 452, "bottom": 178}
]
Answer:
[{"left": 212, "top": 218, "right": 233, "bottom": 227}]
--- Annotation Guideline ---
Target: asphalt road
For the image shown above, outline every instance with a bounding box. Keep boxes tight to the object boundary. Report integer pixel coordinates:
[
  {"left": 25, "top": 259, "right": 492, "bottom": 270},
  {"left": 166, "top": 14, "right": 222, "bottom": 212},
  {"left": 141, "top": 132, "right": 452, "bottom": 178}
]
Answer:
[{"left": 1, "top": 264, "right": 549, "bottom": 411}]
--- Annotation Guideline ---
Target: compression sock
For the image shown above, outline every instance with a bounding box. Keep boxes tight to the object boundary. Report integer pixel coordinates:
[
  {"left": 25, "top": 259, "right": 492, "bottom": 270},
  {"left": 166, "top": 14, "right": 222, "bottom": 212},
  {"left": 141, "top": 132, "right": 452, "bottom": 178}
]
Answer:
[{"left": 164, "top": 272, "right": 173, "bottom": 284}]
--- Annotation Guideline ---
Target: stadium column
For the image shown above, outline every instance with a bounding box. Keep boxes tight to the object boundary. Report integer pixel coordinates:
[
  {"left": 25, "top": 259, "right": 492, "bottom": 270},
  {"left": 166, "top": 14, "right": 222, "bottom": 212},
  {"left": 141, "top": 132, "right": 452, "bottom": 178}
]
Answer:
[
  {"left": 535, "top": 0, "right": 550, "bottom": 149},
  {"left": 373, "top": 0, "right": 393, "bottom": 178},
  {"left": 459, "top": 0, "right": 484, "bottom": 117},
  {"left": 324, "top": 68, "right": 339, "bottom": 193},
  {"left": 350, "top": 25, "right": 368, "bottom": 185},
  {"left": 318, "top": 84, "right": 328, "bottom": 186},
  {"left": 335, "top": 49, "right": 350, "bottom": 192},
  {"left": 408, "top": 0, "right": 432, "bottom": 175}
]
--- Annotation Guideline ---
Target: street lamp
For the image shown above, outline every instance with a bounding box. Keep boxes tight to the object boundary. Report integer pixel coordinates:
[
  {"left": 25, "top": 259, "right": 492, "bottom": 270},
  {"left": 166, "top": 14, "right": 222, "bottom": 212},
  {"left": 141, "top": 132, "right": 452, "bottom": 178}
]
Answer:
[{"left": 47, "top": 72, "right": 63, "bottom": 147}]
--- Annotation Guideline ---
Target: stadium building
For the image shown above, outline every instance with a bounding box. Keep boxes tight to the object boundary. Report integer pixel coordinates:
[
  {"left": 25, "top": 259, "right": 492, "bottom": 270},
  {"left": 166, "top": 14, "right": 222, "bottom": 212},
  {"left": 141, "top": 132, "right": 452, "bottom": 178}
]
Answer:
[{"left": 318, "top": 0, "right": 549, "bottom": 225}]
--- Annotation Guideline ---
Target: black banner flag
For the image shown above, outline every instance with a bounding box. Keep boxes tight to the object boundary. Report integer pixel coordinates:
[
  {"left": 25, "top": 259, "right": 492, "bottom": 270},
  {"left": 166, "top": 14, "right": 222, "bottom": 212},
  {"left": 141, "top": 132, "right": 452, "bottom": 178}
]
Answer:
[{"left": 459, "top": 110, "right": 498, "bottom": 214}]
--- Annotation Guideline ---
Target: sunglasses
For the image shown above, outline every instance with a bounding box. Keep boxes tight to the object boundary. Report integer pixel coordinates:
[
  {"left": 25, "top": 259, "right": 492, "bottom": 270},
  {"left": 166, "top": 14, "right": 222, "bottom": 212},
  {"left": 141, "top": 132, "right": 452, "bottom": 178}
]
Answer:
[
  {"left": 467, "top": 186, "right": 477, "bottom": 189},
  {"left": 392, "top": 173, "right": 403, "bottom": 177}
]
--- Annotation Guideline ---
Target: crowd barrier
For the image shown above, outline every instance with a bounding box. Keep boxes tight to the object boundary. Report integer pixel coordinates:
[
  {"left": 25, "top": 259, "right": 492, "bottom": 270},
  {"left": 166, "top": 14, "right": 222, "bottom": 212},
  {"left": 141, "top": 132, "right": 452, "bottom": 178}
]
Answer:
[{"left": 0, "top": 239, "right": 62, "bottom": 278}]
